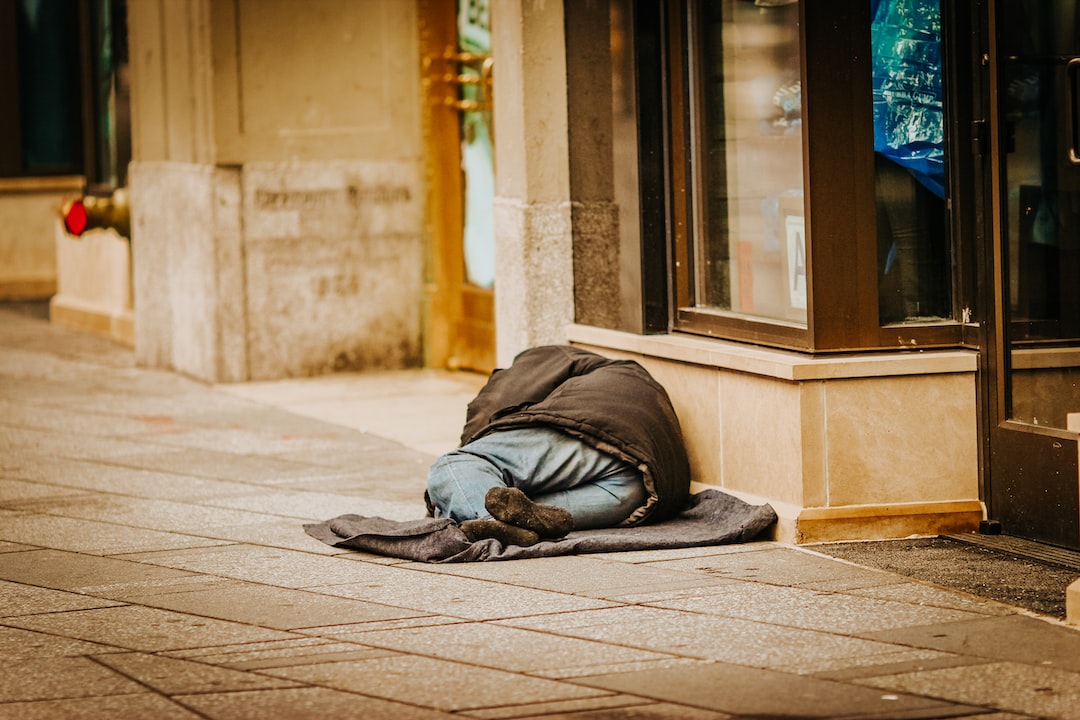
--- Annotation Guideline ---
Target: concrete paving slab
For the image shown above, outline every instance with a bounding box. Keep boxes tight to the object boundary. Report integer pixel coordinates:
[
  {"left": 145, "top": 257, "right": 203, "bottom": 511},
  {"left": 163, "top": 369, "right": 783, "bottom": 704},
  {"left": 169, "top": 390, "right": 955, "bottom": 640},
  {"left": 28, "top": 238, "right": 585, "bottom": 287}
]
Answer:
[
  {"left": 92, "top": 446, "right": 338, "bottom": 484},
  {"left": 299, "top": 615, "right": 464, "bottom": 636},
  {"left": 274, "top": 466, "right": 428, "bottom": 495},
  {"left": 645, "top": 581, "right": 992, "bottom": 634},
  {"left": 191, "top": 516, "right": 366, "bottom": 554},
  {"left": 5, "top": 605, "right": 298, "bottom": 651},
  {"left": 0, "top": 478, "right": 89, "bottom": 503},
  {"left": 809, "top": 652, "right": 994, "bottom": 682},
  {"left": 791, "top": 647, "right": 968, "bottom": 677},
  {"left": 646, "top": 545, "right": 904, "bottom": 589},
  {"left": 0, "top": 540, "right": 34, "bottom": 552},
  {"left": 14, "top": 495, "right": 300, "bottom": 533},
  {"left": 118, "top": 543, "right": 393, "bottom": 588},
  {"left": 125, "top": 425, "right": 376, "bottom": 457},
  {"left": 268, "top": 442, "right": 436, "bottom": 471},
  {"left": 268, "top": 468, "right": 432, "bottom": 511},
  {"left": 219, "top": 368, "right": 486, "bottom": 456},
  {"left": 176, "top": 686, "right": 459, "bottom": 720},
  {"left": 200, "top": 488, "right": 419, "bottom": 522},
  {"left": 501, "top": 606, "right": 913, "bottom": 670},
  {"left": 460, "top": 698, "right": 737, "bottom": 720},
  {"left": 0, "top": 580, "right": 123, "bottom": 615},
  {"left": 307, "top": 563, "right": 617, "bottom": 620},
  {"left": 0, "top": 657, "right": 148, "bottom": 703},
  {"left": 0, "top": 548, "right": 196, "bottom": 593},
  {"left": 0, "top": 457, "right": 270, "bottom": 500},
  {"left": 124, "top": 579, "right": 427, "bottom": 629},
  {"left": 0, "top": 513, "right": 230, "bottom": 555},
  {"left": 859, "top": 614, "right": 1080, "bottom": 673},
  {"left": 0, "top": 397, "right": 165, "bottom": 436},
  {"left": 91, "top": 652, "right": 301, "bottom": 694},
  {"left": 588, "top": 543, "right": 768, "bottom": 565},
  {"left": 0, "top": 694, "right": 204, "bottom": 720},
  {"left": 0, "top": 626, "right": 121, "bottom": 658},
  {"left": 573, "top": 661, "right": 990, "bottom": 719},
  {"left": 0, "top": 426, "right": 159, "bottom": 462},
  {"left": 260, "top": 654, "right": 609, "bottom": 713},
  {"left": 843, "top": 580, "right": 1017, "bottom": 616},
  {"left": 5, "top": 306, "right": 1080, "bottom": 719},
  {"left": 853, "top": 660, "right": 1080, "bottom": 719},
  {"left": 402, "top": 555, "right": 738, "bottom": 599},
  {"left": 329, "top": 621, "right": 682, "bottom": 675},
  {"left": 165, "top": 637, "right": 400, "bottom": 670}
]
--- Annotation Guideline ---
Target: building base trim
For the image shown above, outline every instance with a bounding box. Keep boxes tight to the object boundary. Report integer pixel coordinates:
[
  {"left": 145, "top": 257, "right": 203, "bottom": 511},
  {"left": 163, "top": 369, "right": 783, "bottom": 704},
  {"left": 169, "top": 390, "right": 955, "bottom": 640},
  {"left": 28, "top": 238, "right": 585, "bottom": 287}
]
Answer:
[
  {"left": 0, "top": 278, "right": 57, "bottom": 300},
  {"left": 691, "top": 488, "right": 984, "bottom": 546},
  {"left": 796, "top": 500, "right": 985, "bottom": 544},
  {"left": 50, "top": 295, "right": 134, "bottom": 347}
]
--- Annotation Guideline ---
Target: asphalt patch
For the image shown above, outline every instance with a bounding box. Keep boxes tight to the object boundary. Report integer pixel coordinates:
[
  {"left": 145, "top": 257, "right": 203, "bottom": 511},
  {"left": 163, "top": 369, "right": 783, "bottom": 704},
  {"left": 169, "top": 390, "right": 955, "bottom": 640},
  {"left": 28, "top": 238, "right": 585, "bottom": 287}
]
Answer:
[{"left": 813, "top": 536, "right": 1080, "bottom": 619}]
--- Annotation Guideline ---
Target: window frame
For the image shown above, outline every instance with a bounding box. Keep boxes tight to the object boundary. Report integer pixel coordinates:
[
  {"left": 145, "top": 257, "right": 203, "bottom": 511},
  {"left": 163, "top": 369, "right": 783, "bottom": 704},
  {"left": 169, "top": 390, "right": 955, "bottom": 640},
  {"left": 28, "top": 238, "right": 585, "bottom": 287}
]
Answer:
[
  {"left": 665, "top": 0, "right": 973, "bottom": 353},
  {"left": 0, "top": 0, "right": 129, "bottom": 188}
]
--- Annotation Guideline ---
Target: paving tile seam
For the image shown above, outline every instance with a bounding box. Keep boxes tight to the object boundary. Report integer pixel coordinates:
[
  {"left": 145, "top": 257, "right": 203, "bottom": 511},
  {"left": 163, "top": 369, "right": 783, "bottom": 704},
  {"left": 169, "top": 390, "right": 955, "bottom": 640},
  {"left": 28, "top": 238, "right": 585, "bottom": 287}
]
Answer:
[
  {"left": 68, "top": 583, "right": 452, "bottom": 638},
  {"left": 622, "top": 596, "right": 1011, "bottom": 647},
  {"left": 1, "top": 505, "right": 319, "bottom": 546},
  {"left": 79, "top": 654, "right": 210, "bottom": 706},
  {"left": 0, "top": 618, "right": 144, "bottom": 656},
  {"left": 693, "top": 563, "right": 1042, "bottom": 621},
  {"left": 331, "top": 617, "right": 701, "bottom": 665},
  {"left": 807, "top": 654, "right": 998, "bottom": 683},
  {"left": 554, "top": 664, "right": 867, "bottom": 716},
  {"left": 841, "top": 672, "right": 1022, "bottom": 719},
  {"left": 631, "top": 582, "right": 1020, "bottom": 626},
  {"left": 88, "top": 651, "right": 317, "bottom": 696},
  {"left": 2, "top": 463, "right": 376, "bottom": 504}
]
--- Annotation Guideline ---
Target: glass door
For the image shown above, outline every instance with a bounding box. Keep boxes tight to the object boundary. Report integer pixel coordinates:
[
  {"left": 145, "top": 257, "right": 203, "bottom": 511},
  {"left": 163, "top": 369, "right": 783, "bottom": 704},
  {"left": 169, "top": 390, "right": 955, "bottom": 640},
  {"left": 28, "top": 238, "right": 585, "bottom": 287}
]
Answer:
[{"left": 988, "top": 0, "right": 1080, "bottom": 549}]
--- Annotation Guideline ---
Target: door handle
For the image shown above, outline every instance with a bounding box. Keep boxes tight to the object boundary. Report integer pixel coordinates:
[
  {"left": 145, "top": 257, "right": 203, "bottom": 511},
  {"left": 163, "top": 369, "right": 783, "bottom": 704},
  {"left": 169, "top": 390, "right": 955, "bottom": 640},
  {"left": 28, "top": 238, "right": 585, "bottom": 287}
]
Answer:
[
  {"left": 440, "top": 50, "right": 493, "bottom": 112},
  {"left": 1067, "top": 58, "right": 1080, "bottom": 164}
]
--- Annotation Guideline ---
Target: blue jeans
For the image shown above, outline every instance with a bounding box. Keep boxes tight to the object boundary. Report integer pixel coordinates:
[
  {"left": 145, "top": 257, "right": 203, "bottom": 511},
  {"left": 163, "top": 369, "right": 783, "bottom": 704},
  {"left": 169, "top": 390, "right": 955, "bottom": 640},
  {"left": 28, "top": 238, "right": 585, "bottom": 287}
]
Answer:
[{"left": 426, "top": 426, "right": 647, "bottom": 530}]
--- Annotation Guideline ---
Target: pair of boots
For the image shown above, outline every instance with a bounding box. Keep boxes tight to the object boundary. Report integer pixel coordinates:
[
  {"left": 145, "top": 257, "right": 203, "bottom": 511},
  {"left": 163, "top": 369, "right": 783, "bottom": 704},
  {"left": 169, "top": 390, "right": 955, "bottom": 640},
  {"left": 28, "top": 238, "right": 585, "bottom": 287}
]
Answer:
[{"left": 460, "top": 487, "right": 574, "bottom": 547}]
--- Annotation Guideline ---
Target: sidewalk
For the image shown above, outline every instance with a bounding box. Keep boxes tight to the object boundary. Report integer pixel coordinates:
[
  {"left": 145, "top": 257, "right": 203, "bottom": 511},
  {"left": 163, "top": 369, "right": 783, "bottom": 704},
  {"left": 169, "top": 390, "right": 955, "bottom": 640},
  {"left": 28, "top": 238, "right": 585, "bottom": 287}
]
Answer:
[{"left": 2, "top": 306, "right": 1080, "bottom": 720}]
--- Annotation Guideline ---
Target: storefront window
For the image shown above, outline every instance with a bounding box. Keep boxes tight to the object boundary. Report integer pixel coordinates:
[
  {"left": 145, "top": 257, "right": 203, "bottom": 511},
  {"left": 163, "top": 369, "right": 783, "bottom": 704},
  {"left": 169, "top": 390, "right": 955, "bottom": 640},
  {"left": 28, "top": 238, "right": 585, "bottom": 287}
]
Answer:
[
  {"left": 871, "top": 0, "right": 951, "bottom": 324},
  {"left": 663, "top": 1, "right": 967, "bottom": 351},
  {"left": 7, "top": 0, "right": 83, "bottom": 176},
  {"left": 691, "top": 0, "right": 805, "bottom": 324}
]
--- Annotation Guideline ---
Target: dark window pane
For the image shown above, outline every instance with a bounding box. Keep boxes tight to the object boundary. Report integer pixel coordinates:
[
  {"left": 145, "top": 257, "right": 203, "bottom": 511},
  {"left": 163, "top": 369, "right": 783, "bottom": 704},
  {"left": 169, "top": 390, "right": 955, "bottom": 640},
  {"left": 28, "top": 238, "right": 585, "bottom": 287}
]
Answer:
[
  {"left": 89, "top": 0, "right": 130, "bottom": 187},
  {"left": 693, "top": 0, "right": 805, "bottom": 324},
  {"left": 872, "top": 0, "right": 951, "bottom": 323},
  {"left": 16, "top": 0, "right": 82, "bottom": 174}
]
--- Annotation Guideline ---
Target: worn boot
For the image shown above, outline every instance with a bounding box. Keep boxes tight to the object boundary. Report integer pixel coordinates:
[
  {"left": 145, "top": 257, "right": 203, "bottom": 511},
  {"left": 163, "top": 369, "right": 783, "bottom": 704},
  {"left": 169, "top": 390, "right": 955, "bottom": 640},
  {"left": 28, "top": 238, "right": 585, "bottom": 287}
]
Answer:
[
  {"left": 460, "top": 518, "right": 541, "bottom": 547},
  {"left": 485, "top": 486, "right": 574, "bottom": 539}
]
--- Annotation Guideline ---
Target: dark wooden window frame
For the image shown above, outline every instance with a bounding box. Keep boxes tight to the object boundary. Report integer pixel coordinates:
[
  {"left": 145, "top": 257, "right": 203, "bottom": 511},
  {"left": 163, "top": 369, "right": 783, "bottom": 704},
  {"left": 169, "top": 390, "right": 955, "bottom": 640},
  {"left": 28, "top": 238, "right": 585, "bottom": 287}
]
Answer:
[
  {"left": 0, "top": 0, "right": 128, "bottom": 187},
  {"left": 663, "top": 0, "right": 977, "bottom": 354}
]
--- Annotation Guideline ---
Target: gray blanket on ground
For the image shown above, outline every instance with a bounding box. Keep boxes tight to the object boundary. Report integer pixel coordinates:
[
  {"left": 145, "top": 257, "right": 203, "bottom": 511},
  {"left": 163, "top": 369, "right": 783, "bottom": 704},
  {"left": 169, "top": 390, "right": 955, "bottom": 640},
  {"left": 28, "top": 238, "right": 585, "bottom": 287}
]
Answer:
[{"left": 304, "top": 489, "right": 777, "bottom": 562}]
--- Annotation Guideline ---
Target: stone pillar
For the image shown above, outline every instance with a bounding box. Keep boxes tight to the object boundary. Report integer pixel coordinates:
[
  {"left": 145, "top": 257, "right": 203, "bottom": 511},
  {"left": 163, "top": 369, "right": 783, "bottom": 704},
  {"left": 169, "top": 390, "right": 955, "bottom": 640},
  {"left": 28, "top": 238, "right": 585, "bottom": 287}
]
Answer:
[
  {"left": 126, "top": 0, "right": 220, "bottom": 378},
  {"left": 490, "top": 0, "right": 574, "bottom": 367},
  {"left": 126, "top": 0, "right": 424, "bottom": 382},
  {"left": 565, "top": 1, "right": 622, "bottom": 331}
]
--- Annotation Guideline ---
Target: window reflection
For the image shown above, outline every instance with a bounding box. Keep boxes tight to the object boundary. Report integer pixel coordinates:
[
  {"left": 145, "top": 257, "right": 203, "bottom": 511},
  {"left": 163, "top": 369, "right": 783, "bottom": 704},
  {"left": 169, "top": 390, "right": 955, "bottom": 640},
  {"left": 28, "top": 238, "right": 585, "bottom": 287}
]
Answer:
[
  {"left": 693, "top": 0, "right": 805, "bottom": 324},
  {"left": 871, "top": 0, "right": 951, "bottom": 324}
]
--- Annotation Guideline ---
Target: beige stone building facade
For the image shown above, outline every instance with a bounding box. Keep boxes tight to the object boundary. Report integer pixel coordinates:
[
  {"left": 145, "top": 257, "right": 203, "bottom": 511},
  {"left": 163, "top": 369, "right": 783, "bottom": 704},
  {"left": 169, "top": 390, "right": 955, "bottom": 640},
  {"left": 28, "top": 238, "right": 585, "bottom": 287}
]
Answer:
[{"left": 2, "top": 0, "right": 1077, "bottom": 548}]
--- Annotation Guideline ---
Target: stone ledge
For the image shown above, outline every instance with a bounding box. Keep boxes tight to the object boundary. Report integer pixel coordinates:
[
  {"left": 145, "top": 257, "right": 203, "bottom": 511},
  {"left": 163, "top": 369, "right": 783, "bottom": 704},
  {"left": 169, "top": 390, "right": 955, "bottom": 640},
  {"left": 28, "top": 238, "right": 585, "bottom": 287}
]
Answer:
[
  {"left": 50, "top": 295, "right": 134, "bottom": 347},
  {"left": 692, "top": 483, "right": 984, "bottom": 546},
  {"left": 794, "top": 500, "right": 985, "bottom": 544},
  {"left": 0, "top": 278, "right": 57, "bottom": 300},
  {"left": 0, "top": 175, "right": 84, "bottom": 193},
  {"left": 567, "top": 324, "right": 978, "bottom": 382}
]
